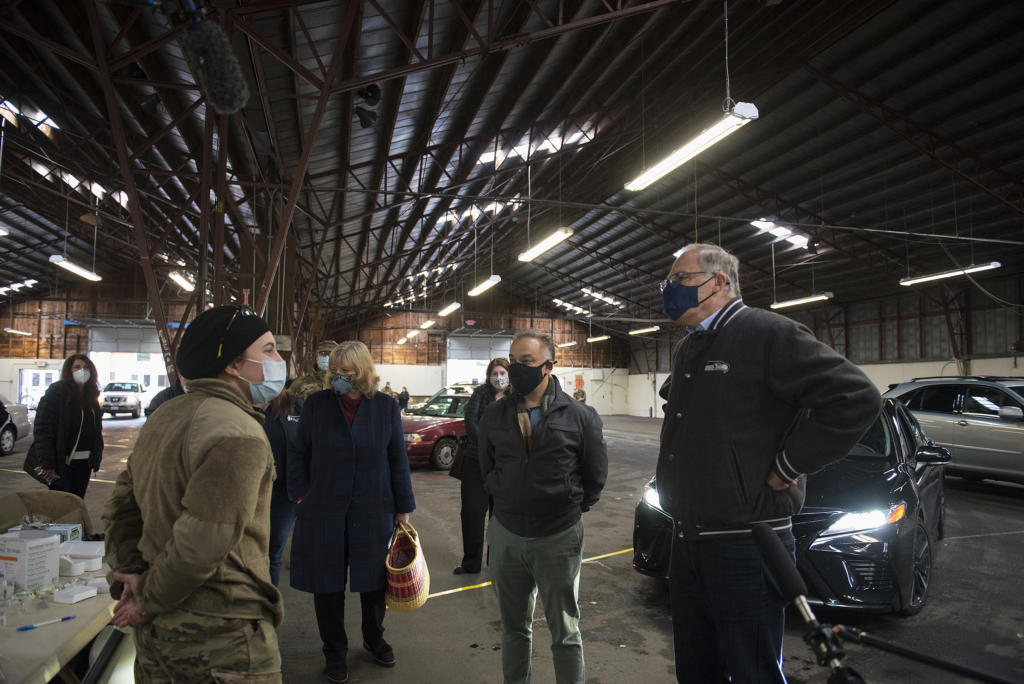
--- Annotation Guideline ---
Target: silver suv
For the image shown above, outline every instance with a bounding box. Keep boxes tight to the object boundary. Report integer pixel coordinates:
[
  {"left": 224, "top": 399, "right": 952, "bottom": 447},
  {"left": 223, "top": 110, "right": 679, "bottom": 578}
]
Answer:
[
  {"left": 101, "top": 382, "right": 146, "bottom": 418},
  {"left": 883, "top": 376, "right": 1024, "bottom": 484}
]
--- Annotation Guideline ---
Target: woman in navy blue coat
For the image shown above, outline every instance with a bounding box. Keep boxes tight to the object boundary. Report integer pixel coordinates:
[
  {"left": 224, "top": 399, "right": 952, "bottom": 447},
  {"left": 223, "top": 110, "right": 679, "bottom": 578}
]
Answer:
[{"left": 288, "top": 340, "right": 415, "bottom": 683}]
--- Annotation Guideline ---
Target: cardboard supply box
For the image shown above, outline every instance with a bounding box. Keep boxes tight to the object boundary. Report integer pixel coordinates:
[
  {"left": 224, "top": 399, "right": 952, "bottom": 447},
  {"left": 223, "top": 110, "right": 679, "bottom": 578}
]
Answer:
[
  {"left": 6, "top": 523, "right": 83, "bottom": 544},
  {"left": 0, "top": 530, "right": 61, "bottom": 591}
]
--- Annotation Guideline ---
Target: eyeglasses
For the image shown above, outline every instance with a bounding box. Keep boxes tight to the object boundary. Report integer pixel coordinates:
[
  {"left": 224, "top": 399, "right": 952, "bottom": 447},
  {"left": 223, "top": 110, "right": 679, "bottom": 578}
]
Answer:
[
  {"left": 658, "top": 271, "right": 710, "bottom": 291},
  {"left": 216, "top": 306, "right": 257, "bottom": 359}
]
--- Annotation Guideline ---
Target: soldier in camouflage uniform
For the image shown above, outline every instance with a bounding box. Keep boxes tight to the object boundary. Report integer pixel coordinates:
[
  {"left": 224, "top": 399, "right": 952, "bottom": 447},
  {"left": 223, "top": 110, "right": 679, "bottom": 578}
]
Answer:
[
  {"left": 289, "top": 339, "right": 338, "bottom": 399},
  {"left": 573, "top": 383, "right": 587, "bottom": 404}
]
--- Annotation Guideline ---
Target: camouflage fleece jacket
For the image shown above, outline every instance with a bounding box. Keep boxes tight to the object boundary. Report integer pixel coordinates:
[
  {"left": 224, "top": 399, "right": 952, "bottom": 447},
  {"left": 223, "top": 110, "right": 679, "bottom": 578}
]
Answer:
[{"left": 103, "top": 378, "right": 283, "bottom": 625}]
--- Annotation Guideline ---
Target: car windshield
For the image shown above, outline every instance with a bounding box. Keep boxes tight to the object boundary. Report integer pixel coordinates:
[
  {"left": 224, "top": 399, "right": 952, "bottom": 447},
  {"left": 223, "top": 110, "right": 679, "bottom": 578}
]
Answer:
[
  {"left": 843, "top": 417, "right": 893, "bottom": 462},
  {"left": 1004, "top": 383, "right": 1024, "bottom": 396},
  {"left": 416, "top": 396, "right": 465, "bottom": 417},
  {"left": 103, "top": 383, "right": 140, "bottom": 392}
]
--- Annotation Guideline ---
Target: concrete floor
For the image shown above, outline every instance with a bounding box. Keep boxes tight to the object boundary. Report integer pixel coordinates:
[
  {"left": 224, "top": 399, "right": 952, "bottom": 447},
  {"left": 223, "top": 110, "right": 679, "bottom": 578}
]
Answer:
[{"left": 1, "top": 414, "right": 1022, "bottom": 683}]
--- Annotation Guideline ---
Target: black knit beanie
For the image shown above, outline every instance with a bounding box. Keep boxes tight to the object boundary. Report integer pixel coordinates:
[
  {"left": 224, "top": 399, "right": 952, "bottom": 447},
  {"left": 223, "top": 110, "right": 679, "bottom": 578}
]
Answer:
[{"left": 176, "top": 305, "right": 271, "bottom": 379}]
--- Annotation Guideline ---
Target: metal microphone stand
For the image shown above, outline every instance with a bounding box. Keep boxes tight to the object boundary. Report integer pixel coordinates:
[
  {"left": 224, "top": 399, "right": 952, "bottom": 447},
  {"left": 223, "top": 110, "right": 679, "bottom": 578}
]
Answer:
[{"left": 791, "top": 596, "right": 865, "bottom": 684}]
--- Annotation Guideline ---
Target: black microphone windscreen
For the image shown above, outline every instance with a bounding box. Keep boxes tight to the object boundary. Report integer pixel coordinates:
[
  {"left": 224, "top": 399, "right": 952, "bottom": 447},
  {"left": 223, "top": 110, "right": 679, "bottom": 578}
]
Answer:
[
  {"left": 182, "top": 20, "right": 250, "bottom": 115},
  {"left": 752, "top": 523, "right": 807, "bottom": 601}
]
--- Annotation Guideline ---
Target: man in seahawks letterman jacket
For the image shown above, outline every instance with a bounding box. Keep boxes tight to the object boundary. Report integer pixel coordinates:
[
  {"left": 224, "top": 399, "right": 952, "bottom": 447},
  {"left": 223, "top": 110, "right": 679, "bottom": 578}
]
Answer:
[{"left": 656, "top": 244, "right": 881, "bottom": 683}]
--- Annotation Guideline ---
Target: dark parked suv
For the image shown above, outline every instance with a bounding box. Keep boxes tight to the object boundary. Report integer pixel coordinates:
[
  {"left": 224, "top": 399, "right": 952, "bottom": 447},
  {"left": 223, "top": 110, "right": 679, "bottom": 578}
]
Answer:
[{"left": 882, "top": 376, "right": 1024, "bottom": 484}]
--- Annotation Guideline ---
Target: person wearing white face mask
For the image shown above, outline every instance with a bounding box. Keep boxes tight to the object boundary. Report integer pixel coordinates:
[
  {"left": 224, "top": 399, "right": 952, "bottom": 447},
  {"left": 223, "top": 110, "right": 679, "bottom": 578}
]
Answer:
[
  {"left": 104, "top": 305, "right": 285, "bottom": 682},
  {"left": 450, "top": 357, "right": 510, "bottom": 575},
  {"left": 29, "top": 353, "right": 104, "bottom": 498}
]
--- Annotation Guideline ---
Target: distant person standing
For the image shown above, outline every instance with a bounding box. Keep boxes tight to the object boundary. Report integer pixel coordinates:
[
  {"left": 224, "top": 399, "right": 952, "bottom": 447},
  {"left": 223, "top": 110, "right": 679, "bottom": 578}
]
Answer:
[
  {"left": 291, "top": 339, "right": 338, "bottom": 399},
  {"left": 454, "top": 357, "right": 509, "bottom": 575},
  {"left": 262, "top": 384, "right": 302, "bottom": 587},
  {"left": 382, "top": 381, "right": 395, "bottom": 397},
  {"left": 32, "top": 354, "right": 103, "bottom": 499},
  {"left": 398, "top": 386, "right": 410, "bottom": 412},
  {"left": 572, "top": 382, "right": 586, "bottom": 404}
]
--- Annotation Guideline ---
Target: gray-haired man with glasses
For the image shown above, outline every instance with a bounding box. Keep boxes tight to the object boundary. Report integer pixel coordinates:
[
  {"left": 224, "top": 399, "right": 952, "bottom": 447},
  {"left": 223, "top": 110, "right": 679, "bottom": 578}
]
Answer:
[{"left": 656, "top": 243, "right": 881, "bottom": 682}]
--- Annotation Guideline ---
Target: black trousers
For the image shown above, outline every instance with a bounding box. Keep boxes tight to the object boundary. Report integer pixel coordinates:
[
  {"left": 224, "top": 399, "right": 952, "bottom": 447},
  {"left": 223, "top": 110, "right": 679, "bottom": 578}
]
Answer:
[
  {"left": 459, "top": 456, "right": 490, "bottom": 572},
  {"left": 313, "top": 589, "right": 386, "bottom": 665},
  {"left": 49, "top": 459, "right": 92, "bottom": 499}
]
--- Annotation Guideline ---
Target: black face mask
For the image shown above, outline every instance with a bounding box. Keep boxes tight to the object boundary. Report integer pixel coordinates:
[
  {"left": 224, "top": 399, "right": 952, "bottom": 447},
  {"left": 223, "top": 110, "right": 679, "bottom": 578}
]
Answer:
[{"left": 508, "top": 362, "right": 548, "bottom": 395}]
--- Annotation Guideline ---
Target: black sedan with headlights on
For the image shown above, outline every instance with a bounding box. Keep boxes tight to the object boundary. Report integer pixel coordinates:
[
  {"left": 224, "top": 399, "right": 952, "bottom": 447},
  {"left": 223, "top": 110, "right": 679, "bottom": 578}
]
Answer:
[{"left": 633, "top": 399, "right": 951, "bottom": 615}]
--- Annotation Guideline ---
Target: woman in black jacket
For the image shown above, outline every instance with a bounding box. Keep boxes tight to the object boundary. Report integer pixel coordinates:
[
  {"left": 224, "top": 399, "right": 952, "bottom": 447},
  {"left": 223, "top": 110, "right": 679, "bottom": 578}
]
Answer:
[
  {"left": 455, "top": 357, "right": 509, "bottom": 574},
  {"left": 34, "top": 354, "right": 104, "bottom": 498}
]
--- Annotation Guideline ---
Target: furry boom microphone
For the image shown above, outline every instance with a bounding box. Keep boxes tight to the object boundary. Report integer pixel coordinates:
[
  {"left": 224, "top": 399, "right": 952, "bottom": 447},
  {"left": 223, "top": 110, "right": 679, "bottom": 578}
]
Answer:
[{"left": 181, "top": 18, "right": 249, "bottom": 115}]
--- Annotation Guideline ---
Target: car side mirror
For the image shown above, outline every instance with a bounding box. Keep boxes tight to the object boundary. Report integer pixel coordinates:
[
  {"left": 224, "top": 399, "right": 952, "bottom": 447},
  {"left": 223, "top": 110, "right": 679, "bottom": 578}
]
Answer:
[
  {"left": 915, "top": 444, "right": 951, "bottom": 465},
  {"left": 998, "top": 406, "right": 1023, "bottom": 421}
]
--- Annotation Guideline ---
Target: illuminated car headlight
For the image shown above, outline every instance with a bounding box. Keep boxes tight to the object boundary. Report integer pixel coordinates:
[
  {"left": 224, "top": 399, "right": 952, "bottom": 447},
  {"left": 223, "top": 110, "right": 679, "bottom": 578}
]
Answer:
[
  {"left": 643, "top": 483, "right": 663, "bottom": 511},
  {"left": 404, "top": 433, "right": 422, "bottom": 443},
  {"left": 824, "top": 502, "right": 906, "bottom": 536}
]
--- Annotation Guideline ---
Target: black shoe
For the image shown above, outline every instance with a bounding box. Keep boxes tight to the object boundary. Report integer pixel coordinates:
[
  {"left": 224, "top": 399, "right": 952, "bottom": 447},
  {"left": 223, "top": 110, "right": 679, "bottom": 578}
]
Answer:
[
  {"left": 364, "top": 639, "right": 396, "bottom": 667},
  {"left": 324, "top": 662, "right": 348, "bottom": 683},
  {"left": 454, "top": 565, "right": 480, "bottom": 575}
]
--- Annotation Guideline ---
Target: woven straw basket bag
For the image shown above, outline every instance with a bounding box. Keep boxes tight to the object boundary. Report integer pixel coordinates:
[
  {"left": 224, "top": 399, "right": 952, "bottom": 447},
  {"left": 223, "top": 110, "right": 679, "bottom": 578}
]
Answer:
[{"left": 385, "top": 520, "right": 430, "bottom": 611}]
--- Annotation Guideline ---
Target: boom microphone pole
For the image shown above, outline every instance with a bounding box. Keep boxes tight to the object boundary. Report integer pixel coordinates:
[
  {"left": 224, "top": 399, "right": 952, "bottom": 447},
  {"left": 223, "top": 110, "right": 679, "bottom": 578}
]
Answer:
[
  {"left": 752, "top": 523, "right": 865, "bottom": 684},
  {"left": 180, "top": 0, "right": 250, "bottom": 114}
]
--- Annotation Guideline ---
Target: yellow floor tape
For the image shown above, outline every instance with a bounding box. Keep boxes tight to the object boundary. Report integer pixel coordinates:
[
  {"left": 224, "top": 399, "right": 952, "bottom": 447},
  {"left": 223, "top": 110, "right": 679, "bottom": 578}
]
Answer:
[{"left": 427, "top": 548, "right": 633, "bottom": 599}]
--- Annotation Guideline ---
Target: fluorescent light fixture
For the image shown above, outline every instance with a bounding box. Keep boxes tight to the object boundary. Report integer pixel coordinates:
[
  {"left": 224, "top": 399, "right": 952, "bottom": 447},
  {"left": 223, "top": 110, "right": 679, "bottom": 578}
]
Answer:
[
  {"left": 438, "top": 302, "right": 461, "bottom": 317},
  {"left": 556, "top": 341, "right": 578, "bottom": 348},
  {"left": 406, "top": 329, "right": 420, "bottom": 339},
  {"left": 4, "top": 327, "right": 31, "bottom": 336},
  {"left": 468, "top": 274, "right": 501, "bottom": 296},
  {"left": 586, "top": 335, "right": 611, "bottom": 343},
  {"left": 751, "top": 219, "right": 808, "bottom": 248},
  {"left": 169, "top": 271, "right": 194, "bottom": 292},
  {"left": 628, "top": 325, "right": 661, "bottom": 335},
  {"left": 49, "top": 254, "right": 101, "bottom": 281},
  {"left": 899, "top": 262, "right": 1001, "bottom": 287},
  {"left": 625, "top": 102, "right": 758, "bottom": 191},
  {"left": 518, "top": 228, "right": 573, "bottom": 262},
  {"left": 23, "top": 279, "right": 37, "bottom": 286},
  {"left": 581, "top": 287, "right": 623, "bottom": 308},
  {"left": 420, "top": 320, "right": 436, "bottom": 329},
  {"left": 770, "top": 292, "right": 834, "bottom": 310},
  {"left": 397, "top": 337, "right": 407, "bottom": 345}
]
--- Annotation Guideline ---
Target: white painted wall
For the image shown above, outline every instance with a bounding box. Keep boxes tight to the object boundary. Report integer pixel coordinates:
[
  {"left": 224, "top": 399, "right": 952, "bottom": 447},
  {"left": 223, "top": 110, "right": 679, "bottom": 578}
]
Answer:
[
  {"left": 0, "top": 358, "right": 63, "bottom": 406},
  {"left": 551, "top": 366, "right": 628, "bottom": 416},
  {"left": 374, "top": 364, "right": 444, "bottom": 397},
  {"left": 627, "top": 372, "right": 671, "bottom": 419},
  {"left": 858, "top": 356, "right": 1023, "bottom": 392}
]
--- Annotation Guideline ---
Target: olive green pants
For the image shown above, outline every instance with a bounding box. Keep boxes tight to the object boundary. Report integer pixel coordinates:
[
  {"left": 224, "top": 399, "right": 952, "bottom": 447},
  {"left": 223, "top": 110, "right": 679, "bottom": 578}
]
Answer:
[{"left": 133, "top": 610, "right": 282, "bottom": 683}]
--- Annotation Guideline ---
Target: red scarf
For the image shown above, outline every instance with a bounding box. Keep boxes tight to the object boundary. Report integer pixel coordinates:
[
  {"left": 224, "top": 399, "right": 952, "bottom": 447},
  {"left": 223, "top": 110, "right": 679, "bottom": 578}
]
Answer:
[{"left": 341, "top": 393, "right": 363, "bottom": 424}]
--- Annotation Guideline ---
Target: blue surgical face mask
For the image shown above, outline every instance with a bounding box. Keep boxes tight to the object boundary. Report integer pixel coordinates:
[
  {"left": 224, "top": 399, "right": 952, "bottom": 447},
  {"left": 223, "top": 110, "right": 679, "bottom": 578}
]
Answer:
[
  {"left": 244, "top": 358, "right": 287, "bottom": 404},
  {"left": 331, "top": 372, "right": 355, "bottom": 395},
  {"left": 662, "top": 275, "right": 716, "bottom": 321},
  {"left": 316, "top": 355, "right": 330, "bottom": 372}
]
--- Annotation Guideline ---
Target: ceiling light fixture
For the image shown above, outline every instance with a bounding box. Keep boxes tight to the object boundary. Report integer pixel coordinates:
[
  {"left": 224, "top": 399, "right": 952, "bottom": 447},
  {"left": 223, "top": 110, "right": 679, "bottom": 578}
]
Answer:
[
  {"left": 49, "top": 254, "right": 101, "bottom": 281},
  {"left": 4, "top": 327, "right": 31, "bottom": 336},
  {"left": 770, "top": 292, "right": 834, "bottom": 310},
  {"left": 518, "top": 228, "right": 573, "bottom": 262},
  {"left": 438, "top": 302, "right": 461, "bottom": 317},
  {"left": 468, "top": 274, "right": 501, "bottom": 296},
  {"left": 556, "top": 341, "right": 578, "bottom": 348},
  {"left": 898, "top": 262, "right": 1001, "bottom": 287},
  {"left": 625, "top": 103, "right": 758, "bottom": 191},
  {"left": 396, "top": 337, "right": 407, "bottom": 345},
  {"left": 406, "top": 329, "right": 420, "bottom": 339},
  {"left": 420, "top": 320, "right": 436, "bottom": 329},
  {"left": 586, "top": 335, "right": 611, "bottom": 343},
  {"left": 169, "top": 271, "right": 194, "bottom": 292},
  {"left": 628, "top": 325, "right": 661, "bottom": 335}
]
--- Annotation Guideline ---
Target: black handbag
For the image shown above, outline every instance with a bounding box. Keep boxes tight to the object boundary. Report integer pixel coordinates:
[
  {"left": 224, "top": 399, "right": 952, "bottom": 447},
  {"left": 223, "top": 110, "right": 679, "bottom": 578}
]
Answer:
[
  {"left": 23, "top": 442, "right": 58, "bottom": 487},
  {"left": 448, "top": 448, "right": 465, "bottom": 480}
]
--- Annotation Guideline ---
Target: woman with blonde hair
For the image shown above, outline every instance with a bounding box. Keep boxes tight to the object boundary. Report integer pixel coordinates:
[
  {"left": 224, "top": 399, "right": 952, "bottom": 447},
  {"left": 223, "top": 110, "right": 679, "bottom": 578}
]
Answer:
[{"left": 288, "top": 340, "right": 415, "bottom": 683}]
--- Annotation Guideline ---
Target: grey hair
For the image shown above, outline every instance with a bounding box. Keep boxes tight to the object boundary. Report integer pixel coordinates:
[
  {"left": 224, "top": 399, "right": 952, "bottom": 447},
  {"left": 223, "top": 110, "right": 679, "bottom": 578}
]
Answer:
[
  {"left": 512, "top": 330, "right": 556, "bottom": 362},
  {"left": 678, "top": 243, "right": 741, "bottom": 297}
]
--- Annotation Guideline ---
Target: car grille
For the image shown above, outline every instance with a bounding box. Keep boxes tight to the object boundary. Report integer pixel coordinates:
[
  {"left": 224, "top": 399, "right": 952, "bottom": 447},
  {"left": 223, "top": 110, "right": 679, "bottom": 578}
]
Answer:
[{"left": 844, "top": 559, "right": 895, "bottom": 592}]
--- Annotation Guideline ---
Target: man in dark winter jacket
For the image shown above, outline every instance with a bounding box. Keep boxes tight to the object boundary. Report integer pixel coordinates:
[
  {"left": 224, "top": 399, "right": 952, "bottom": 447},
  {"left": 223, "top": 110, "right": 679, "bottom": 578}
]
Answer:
[
  {"left": 478, "top": 331, "right": 607, "bottom": 684},
  {"left": 656, "top": 244, "right": 881, "bottom": 683}
]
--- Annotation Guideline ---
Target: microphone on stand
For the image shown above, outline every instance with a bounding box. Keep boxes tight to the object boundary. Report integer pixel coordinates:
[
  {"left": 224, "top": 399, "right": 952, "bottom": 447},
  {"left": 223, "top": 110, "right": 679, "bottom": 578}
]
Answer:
[
  {"left": 752, "top": 523, "right": 865, "bottom": 684},
  {"left": 180, "top": 1, "right": 250, "bottom": 114}
]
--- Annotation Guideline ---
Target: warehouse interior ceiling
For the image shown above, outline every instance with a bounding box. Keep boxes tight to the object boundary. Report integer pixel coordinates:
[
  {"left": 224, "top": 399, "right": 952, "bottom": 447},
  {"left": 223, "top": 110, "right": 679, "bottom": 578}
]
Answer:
[{"left": 0, "top": 0, "right": 1021, "bottom": 342}]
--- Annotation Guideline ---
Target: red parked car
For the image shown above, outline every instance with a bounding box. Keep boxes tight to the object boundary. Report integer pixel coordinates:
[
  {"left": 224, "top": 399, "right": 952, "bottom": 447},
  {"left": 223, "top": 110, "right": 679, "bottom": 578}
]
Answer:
[{"left": 402, "top": 393, "right": 470, "bottom": 469}]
